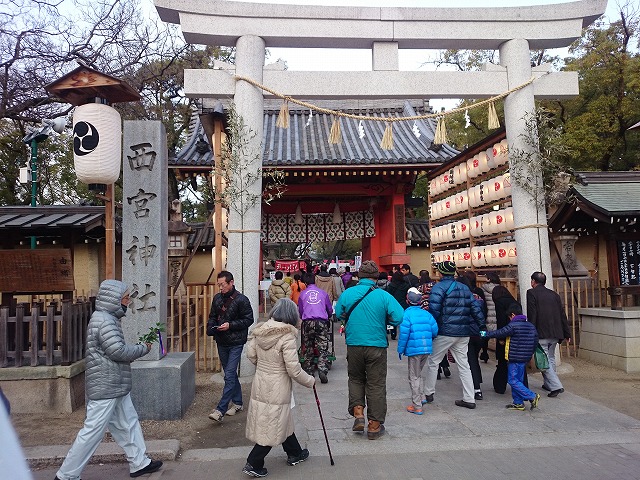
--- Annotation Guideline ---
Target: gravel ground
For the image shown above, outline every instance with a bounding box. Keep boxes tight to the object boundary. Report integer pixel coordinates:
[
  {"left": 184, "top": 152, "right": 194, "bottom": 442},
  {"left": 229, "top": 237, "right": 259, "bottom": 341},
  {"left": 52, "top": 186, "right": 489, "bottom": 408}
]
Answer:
[{"left": 12, "top": 355, "right": 640, "bottom": 451}]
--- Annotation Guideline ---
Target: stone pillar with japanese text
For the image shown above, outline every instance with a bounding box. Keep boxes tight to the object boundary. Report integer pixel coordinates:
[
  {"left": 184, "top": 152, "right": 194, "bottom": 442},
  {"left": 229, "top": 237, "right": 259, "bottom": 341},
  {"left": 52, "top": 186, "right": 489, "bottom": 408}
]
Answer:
[
  {"left": 122, "top": 120, "right": 195, "bottom": 420},
  {"left": 122, "top": 122, "right": 168, "bottom": 360}
]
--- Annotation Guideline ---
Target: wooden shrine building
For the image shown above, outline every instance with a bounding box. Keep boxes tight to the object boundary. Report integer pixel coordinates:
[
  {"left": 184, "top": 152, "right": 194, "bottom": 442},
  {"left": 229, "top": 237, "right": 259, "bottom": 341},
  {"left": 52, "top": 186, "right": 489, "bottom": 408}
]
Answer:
[{"left": 171, "top": 99, "right": 457, "bottom": 273}]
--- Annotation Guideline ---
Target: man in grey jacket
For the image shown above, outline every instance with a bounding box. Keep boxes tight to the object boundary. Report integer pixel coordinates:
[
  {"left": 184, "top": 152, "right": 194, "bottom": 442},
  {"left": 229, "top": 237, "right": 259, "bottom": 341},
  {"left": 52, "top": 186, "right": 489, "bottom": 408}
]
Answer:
[{"left": 55, "top": 280, "right": 162, "bottom": 480}]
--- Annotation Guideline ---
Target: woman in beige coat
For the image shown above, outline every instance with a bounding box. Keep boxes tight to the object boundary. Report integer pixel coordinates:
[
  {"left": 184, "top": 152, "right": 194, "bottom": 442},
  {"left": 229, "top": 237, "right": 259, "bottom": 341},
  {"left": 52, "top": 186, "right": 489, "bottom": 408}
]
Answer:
[{"left": 243, "top": 298, "right": 315, "bottom": 478}]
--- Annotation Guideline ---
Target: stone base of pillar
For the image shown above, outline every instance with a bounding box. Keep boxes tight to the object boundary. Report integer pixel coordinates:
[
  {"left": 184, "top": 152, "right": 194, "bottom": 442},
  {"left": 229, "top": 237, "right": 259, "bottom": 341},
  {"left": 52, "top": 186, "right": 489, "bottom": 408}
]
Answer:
[{"left": 130, "top": 352, "right": 195, "bottom": 420}]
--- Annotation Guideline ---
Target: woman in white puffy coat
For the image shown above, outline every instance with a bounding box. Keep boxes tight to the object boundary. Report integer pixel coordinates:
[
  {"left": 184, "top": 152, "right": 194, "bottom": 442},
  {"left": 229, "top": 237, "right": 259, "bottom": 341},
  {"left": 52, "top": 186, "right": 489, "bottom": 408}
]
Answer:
[{"left": 243, "top": 298, "right": 315, "bottom": 477}]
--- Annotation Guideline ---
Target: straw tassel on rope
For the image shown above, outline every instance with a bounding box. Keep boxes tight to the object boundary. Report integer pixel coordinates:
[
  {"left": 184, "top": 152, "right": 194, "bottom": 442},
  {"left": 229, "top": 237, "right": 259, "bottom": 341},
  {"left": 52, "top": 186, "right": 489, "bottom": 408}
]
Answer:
[
  {"left": 329, "top": 116, "right": 342, "bottom": 144},
  {"left": 487, "top": 101, "right": 500, "bottom": 129},
  {"left": 380, "top": 122, "right": 394, "bottom": 150},
  {"left": 276, "top": 100, "right": 290, "bottom": 129},
  {"left": 434, "top": 116, "right": 447, "bottom": 145}
]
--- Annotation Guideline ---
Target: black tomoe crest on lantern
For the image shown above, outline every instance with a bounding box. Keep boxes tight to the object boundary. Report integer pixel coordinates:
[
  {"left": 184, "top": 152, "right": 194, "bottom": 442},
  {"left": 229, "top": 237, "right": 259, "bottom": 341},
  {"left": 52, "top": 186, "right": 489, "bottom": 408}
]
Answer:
[{"left": 73, "top": 121, "right": 100, "bottom": 156}]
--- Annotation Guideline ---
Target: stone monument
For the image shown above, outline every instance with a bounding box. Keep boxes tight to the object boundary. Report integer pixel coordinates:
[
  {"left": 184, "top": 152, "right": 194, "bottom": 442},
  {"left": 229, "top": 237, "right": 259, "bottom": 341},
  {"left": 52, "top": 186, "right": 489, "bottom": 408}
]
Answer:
[{"left": 122, "top": 120, "right": 195, "bottom": 420}]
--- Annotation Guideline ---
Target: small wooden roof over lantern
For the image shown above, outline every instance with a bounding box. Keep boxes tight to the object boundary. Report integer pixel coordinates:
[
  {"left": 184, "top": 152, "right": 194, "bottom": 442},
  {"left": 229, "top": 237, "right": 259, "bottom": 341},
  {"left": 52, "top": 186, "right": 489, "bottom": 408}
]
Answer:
[{"left": 44, "top": 62, "right": 141, "bottom": 106}]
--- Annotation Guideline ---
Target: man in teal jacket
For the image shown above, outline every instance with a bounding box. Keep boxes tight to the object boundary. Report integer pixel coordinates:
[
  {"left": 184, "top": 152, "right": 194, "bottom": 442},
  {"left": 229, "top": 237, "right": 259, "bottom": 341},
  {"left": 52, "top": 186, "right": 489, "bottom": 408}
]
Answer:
[{"left": 335, "top": 260, "right": 404, "bottom": 440}]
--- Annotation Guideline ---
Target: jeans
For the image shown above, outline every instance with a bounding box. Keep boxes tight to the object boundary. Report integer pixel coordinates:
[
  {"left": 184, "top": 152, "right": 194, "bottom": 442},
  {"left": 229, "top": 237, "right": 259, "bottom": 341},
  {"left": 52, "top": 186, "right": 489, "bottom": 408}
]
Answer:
[
  {"left": 467, "top": 336, "right": 483, "bottom": 390},
  {"left": 216, "top": 343, "right": 244, "bottom": 414},
  {"left": 246, "top": 433, "right": 303, "bottom": 469},
  {"left": 507, "top": 362, "right": 536, "bottom": 405},
  {"left": 425, "top": 336, "right": 475, "bottom": 403},
  {"left": 56, "top": 394, "right": 150, "bottom": 480},
  {"left": 538, "top": 338, "right": 564, "bottom": 391}
]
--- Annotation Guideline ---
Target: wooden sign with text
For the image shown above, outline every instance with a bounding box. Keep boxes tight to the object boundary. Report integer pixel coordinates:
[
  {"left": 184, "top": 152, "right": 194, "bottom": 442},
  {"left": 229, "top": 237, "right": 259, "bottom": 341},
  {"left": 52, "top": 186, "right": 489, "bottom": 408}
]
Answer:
[{"left": 0, "top": 249, "right": 75, "bottom": 292}]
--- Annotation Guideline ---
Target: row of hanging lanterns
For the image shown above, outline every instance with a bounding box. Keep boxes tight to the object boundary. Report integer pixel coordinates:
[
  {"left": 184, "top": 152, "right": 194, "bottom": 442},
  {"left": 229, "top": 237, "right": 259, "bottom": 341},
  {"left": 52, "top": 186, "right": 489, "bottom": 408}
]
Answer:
[
  {"left": 431, "top": 207, "right": 514, "bottom": 244},
  {"left": 429, "top": 139, "right": 509, "bottom": 197},
  {"left": 432, "top": 241, "right": 517, "bottom": 268},
  {"left": 429, "top": 173, "right": 512, "bottom": 221}
]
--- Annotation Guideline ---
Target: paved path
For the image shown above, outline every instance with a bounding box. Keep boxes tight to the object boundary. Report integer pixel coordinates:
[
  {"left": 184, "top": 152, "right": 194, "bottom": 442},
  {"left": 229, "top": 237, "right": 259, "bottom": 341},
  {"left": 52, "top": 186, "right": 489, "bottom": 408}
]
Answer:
[{"left": 31, "top": 329, "right": 640, "bottom": 479}]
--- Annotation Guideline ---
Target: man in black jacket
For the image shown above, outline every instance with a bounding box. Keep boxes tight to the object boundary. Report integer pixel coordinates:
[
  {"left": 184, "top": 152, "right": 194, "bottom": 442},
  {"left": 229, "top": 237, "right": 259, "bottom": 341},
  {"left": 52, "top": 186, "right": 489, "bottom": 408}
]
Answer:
[
  {"left": 526, "top": 271, "right": 571, "bottom": 398},
  {"left": 207, "top": 271, "right": 255, "bottom": 422}
]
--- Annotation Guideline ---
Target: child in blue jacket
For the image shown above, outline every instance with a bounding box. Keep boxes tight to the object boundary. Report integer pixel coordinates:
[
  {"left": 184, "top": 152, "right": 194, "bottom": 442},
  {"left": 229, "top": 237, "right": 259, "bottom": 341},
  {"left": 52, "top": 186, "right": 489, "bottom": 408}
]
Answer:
[
  {"left": 398, "top": 288, "right": 438, "bottom": 415},
  {"left": 481, "top": 303, "right": 540, "bottom": 411}
]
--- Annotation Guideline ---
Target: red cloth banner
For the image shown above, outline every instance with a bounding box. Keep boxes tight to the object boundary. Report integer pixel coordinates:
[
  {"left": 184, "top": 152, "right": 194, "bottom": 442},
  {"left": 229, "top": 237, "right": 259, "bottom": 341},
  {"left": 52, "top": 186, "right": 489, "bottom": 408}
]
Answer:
[{"left": 275, "top": 260, "right": 303, "bottom": 272}]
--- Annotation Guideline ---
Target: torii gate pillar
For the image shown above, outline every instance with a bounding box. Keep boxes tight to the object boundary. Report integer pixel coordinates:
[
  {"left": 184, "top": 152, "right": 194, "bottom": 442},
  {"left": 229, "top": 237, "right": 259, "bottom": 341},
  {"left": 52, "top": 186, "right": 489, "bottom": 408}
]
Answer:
[
  {"left": 227, "top": 35, "right": 265, "bottom": 323},
  {"left": 500, "top": 38, "right": 553, "bottom": 304}
]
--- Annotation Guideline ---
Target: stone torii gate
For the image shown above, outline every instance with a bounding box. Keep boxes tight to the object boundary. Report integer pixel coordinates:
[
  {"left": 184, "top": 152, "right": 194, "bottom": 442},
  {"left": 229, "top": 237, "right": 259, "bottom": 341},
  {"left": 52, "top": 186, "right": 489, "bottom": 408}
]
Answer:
[{"left": 156, "top": 0, "right": 606, "bottom": 309}]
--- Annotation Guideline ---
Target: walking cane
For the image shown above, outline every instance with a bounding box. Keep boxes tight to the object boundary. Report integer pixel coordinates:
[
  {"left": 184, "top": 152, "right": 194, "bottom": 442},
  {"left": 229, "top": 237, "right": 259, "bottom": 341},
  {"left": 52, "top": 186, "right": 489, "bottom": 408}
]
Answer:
[{"left": 313, "top": 384, "right": 335, "bottom": 466}]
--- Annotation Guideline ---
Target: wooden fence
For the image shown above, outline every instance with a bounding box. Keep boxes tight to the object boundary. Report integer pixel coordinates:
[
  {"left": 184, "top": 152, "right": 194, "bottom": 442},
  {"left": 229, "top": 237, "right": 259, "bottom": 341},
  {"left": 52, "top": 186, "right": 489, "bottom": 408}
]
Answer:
[
  {"left": 168, "top": 283, "right": 220, "bottom": 372},
  {"left": 0, "top": 299, "right": 94, "bottom": 367}
]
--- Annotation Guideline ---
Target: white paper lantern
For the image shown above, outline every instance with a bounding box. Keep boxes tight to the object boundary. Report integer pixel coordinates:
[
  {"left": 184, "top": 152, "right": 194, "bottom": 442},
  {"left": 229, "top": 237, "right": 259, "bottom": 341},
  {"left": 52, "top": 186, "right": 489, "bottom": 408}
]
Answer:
[
  {"left": 492, "top": 139, "right": 509, "bottom": 166},
  {"left": 493, "top": 209, "right": 507, "bottom": 233},
  {"left": 497, "top": 242, "right": 510, "bottom": 266},
  {"left": 439, "top": 174, "right": 449, "bottom": 193},
  {"left": 429, "top": 179, "right": 438, "bottom": 196},
  {"left": 507, "top": 241, "right": 518, "bottom": 265},
  {"left": 458, "top": 247, "right": 472, "bottom": 268},
  {"left": 448, "top": 222, "right": 458, "bottom": 242},
  {"left": 211, "top": 245, "right": 227, "bottom": 270},
  {"left": 456, "top": 163, "right": 468, "bottom": 184},
  {"left": 502, "top": 172, "right": 512, "bottom": 197},
  {"left": 486, "top": 244, "right": 498, "bottom": 266},
  {"left": 469, "top": 215, "right": 481, "bottom": 237},
  {"left": 488, "top": 210, "right": 501, "bottom": 234},
  {"left": 443, "top": 196, "right": 454, "bottom": 217},
  {"left": 486, "top": 147, "right": 497, "bottom": 170},
  {"left": 478, "top": 151, "right": 491, "bottom": 174},
  {"left": 478, "top": 182, "right": 490, "bottom": 206},
  {"left": 489, "top": 175, "right": 504, "bottom": 202},
  {"left": 468, "top": 156, "right": 481, "bottom": 178},
  {"left": 471, "top": 246, "right": 483, "bottom": 267},
  {"left": 504, "top": 207, "right": 515, "bottom": 230},
  {"left": 73, "top": 103, "right": 122, "bottom": 185},
  {"left": 457, "top": 219, "right": 470, "bottom": 239},
  {"left": 479, "top": 213, "right": 492, "bottom": 236}
]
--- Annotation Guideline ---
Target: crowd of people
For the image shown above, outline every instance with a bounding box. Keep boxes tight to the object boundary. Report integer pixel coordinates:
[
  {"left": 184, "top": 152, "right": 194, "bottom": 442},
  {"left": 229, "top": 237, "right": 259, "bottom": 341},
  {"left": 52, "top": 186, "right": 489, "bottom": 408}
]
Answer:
[{"left": 50, "top": 262, "right": 570, "bottom": 479}]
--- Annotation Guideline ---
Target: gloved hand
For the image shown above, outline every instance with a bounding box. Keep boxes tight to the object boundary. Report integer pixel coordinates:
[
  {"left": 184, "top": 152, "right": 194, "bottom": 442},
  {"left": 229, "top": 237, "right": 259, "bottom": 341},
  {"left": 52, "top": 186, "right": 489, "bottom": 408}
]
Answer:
[
  {"left": 398, "top": 353, "right": 402, "bottom": 360},
  {"left": 480, "top": 330, "right": 488, "bottom": 338}
]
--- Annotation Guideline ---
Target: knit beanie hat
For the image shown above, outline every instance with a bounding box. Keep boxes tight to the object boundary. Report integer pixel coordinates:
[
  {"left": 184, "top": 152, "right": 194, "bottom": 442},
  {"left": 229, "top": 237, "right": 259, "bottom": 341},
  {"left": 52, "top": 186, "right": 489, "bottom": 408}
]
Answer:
[
  {"left": 406, "top": 287, "right": 422, "bottom": 305},
  {"left": 437, "top": 261, "right": 457, "bottom": 276},
  {"left": 358, "top": 260, "right": 379, "bottom": 279}
]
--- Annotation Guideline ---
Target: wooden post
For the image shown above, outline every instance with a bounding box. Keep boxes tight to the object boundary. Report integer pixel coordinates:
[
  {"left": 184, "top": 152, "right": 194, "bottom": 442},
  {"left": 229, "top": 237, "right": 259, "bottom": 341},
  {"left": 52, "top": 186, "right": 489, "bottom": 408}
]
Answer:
[
  {"left": 213, "top": 118, "right": 224, "bottom": 278},
  {"left": 105, "top": 183, "right": 116, "bottom": 279}
]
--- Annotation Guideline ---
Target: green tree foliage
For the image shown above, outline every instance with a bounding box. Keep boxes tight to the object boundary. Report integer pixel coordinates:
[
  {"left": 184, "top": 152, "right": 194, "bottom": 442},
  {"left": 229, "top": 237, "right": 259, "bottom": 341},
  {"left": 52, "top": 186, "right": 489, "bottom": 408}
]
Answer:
[{"left": 544, "top": 6, "right": 640, "bottom": 171}]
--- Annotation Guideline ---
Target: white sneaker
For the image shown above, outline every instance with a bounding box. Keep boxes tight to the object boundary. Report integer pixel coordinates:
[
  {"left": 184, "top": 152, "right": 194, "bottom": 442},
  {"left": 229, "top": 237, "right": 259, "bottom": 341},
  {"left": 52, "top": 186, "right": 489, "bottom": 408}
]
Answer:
[
  {"left": 226, "top": 404, "right": 244, "bottom": 416},
  {"left": 208, "top": 409, "right": 223, "bottom": 422}
]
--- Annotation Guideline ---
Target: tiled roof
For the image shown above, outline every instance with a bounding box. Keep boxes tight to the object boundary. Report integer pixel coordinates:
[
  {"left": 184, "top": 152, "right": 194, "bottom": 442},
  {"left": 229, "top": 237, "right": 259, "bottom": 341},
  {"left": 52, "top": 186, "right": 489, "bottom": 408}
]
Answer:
[
  {"left": 170, "top": 100, "right": 458, "bottom": 168},
  {"left": 573, "top": 172, "right": 640, "bottom": 215},
  {"left": 0, "top": 206, "right": 105, "bottom": 232},
  {"left": 187, "top": 222, "right": 222, "bottom": 250},
  {"left": 405, "top": 217, "right": 430, "bottom": 245},
  {"left": 170, "top": 113, "right": 213, "bottom": 168}
]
